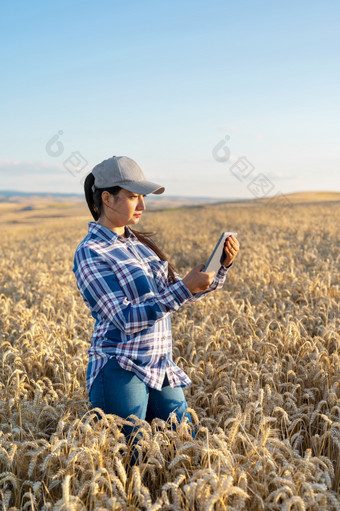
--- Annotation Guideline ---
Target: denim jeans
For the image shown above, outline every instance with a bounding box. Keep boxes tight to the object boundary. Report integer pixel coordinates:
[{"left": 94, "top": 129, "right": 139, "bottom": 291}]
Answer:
[{"left": 88, "top": 357, "right": 194, "bottom": 459}]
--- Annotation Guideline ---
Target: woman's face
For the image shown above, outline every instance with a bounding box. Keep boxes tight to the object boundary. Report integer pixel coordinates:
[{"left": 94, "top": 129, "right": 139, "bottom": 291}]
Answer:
[{"left": 100, "top": 188, "right": 146, "bottom": 232}]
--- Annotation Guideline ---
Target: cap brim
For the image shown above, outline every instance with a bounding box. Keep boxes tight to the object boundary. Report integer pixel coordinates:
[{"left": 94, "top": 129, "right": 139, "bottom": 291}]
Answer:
[{"left": 120, "top": 180, "right": 165, "bottom": 195}]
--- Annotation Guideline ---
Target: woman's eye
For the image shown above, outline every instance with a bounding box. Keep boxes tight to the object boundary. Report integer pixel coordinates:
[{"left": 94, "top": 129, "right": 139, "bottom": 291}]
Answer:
[{"left": 129, "top": 194, "right": 145, "bottom": 199}]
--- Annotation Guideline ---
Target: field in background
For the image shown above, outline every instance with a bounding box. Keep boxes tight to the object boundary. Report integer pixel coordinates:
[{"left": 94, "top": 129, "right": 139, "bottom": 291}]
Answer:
[
  {"left": 0, "top": 191, "right": 339, "bottom": 225},
  {"left": 0, "top": 193, "right": 225, "bottom": 225},
  {"left": 0, "top": 195, "right": 339, "bottom": 509}
]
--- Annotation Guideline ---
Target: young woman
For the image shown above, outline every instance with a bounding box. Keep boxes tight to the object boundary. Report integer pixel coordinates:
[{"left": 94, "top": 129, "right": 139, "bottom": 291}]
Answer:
[{"left": 73, "top": 155, "right": 239, "bottom": 445}]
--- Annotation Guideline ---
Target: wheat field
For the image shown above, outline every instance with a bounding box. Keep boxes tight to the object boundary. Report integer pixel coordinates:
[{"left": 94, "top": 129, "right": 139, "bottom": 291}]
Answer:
[{"left": 0, "top": 197, "right": 339, "bottom": 510}]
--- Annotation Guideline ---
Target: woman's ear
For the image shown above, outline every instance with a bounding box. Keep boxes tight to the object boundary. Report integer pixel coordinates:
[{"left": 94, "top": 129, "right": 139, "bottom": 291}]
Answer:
[{"left": 101, "top": 190, "right": 111, "bottom": 205}]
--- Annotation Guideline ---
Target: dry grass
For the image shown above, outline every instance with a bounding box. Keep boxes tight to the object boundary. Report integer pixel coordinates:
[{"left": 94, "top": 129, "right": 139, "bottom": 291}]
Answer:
[{"left": 0, "top": 197, "right": 339, "bottom": 510}]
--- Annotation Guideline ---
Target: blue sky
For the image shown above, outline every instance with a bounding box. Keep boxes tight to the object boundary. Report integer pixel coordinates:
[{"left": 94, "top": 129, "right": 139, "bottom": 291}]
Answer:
[{"left": 0, "top": 0, "right": 339, "bottom": 198}]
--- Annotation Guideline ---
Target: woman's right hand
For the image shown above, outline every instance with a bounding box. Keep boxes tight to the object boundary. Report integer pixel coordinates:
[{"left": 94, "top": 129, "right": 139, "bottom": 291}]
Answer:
[{"left": 182, "top": 264, "right": 215, "bottom": 294}]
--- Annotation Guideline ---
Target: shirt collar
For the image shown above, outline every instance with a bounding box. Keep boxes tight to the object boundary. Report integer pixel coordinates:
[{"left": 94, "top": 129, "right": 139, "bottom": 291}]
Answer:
[{"left": 88, "top": 222, "right": 137, "bottom": 243}]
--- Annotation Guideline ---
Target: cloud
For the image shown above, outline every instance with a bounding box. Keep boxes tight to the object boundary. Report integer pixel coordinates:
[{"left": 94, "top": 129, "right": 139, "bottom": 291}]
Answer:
[
  {"left": 0, "top": 160, "right": 62, "bottom": 175},
  {"left": 0, "top": 160, "right": 87, "bottom": 193},
  {"left": 264, "top": 170, "right": 295, "bottom": 181},
  {"left": 251, "top": 132, "right": 264, "bottom": 139}
]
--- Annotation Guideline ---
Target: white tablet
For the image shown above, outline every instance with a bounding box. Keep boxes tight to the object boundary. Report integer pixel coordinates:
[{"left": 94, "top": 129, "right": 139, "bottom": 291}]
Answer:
[{"left": 203, "top": 232, "right": 237, "bottom": 273}]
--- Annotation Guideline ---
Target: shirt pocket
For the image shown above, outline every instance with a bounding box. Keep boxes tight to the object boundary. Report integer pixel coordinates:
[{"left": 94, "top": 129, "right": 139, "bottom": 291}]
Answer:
[
  {"left": 148, "top": 259, "right": 169, "bottom": 291},
  {"left": 112, "top": 259, "right": 152, "bottom": 303}
]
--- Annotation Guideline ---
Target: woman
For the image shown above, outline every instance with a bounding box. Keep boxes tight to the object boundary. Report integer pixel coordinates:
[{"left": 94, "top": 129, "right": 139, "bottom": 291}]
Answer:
[{"left": 73, "top": 155, "right": 239, "bottom": 445}]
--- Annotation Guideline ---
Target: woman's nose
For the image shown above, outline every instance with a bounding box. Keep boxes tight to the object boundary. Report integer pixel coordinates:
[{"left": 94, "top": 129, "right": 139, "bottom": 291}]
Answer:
[{"left": 137, "top": 196, "right": 146, "bottom": 210}]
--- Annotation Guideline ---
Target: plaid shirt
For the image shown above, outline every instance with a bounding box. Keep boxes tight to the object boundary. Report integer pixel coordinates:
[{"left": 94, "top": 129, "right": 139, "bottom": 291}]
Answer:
[{"left": 73, "top": 222, "right": 230, "bottom": 394}]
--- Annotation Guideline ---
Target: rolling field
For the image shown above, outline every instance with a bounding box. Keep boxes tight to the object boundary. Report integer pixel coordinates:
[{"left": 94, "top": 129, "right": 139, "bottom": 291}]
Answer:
[{"left": 0, "top": 195, "right": 339, "bottom": 510}]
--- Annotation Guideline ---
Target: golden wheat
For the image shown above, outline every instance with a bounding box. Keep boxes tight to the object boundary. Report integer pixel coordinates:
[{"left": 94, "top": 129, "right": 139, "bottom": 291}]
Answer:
[{"left": 0, "top": 199, "right": 339, "bottom": 510}]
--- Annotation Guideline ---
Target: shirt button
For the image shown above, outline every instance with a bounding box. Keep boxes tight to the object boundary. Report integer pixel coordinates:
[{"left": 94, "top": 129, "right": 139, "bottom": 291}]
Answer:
[{"left": 160, "top": 356, "right": 165, "bottom": 361}]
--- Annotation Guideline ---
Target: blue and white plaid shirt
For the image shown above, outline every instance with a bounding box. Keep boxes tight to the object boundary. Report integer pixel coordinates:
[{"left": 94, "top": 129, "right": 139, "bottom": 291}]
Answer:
[{"left": 73, "top": 222, "right": 230, "bottom": 394}]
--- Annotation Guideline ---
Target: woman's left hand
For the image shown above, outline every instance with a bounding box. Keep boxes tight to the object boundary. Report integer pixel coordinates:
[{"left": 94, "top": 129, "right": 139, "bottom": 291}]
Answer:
[{"left": 222, "top": 235, "right": 240, "bottom": 267}]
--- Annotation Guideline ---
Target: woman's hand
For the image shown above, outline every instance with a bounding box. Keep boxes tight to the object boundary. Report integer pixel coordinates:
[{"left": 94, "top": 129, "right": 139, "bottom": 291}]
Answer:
[
  {"left": 182, "top": 264, "right": 215, "bottom": 294},
  {"left": 222, "top": 235, "right": 240, "bottom": 267}
]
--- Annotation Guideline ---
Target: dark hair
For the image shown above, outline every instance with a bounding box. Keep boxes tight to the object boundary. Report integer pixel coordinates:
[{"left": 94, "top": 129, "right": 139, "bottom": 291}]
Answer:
[{"left": 84, "top": 172, "right": 178, "bottom": 282}]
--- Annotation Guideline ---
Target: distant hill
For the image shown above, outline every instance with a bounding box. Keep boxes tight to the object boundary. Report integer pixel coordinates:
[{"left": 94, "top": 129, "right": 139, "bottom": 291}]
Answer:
[
  {"left": 0, "top": 190, "right": 338, "bottom": 226},
  {"left": 280, "top": 191, "right": 340, "bottom": 202},
  {"left": 0, "top": 189, "right": 338, "bottom": 202},
  {"left": 0, "top": 190, "right": 233, "bottom": 210},
  {"left": 0, "top": 190, "right": 228, "bottom": 224},
  {"left": 0, "top": 190, "right": 83, "bottom": 201},
  {"left": 0, "top": 189, "right": 338, "bottom": 214}
]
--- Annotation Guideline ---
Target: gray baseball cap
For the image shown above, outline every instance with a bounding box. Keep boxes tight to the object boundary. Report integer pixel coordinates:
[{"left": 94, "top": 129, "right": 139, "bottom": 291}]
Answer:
[{"left": 92, "top": 156, "right": 165, "bottom": 195}]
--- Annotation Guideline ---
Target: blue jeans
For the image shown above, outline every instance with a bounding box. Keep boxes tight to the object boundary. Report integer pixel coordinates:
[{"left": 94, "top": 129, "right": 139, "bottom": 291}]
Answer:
[{"left": 88, "top": 357, "right": 194, "bottom": 458}]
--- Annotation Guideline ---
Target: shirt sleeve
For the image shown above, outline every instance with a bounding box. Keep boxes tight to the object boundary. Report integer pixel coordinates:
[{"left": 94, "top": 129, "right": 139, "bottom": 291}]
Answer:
[
  {"left": 175, "top": 263, "right": 231, "bottom": 303},
  {"left": 73, "top": 246, "right": 192, "bottom": 335}
]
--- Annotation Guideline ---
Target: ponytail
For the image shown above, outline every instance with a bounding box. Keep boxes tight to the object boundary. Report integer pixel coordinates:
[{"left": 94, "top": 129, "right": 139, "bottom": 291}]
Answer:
[
  {"left": 84, "top": 173, "right": 98, "bottom": 220},
  {"left": 84, "top": 172, "right": 121, "bottom": 221},
  {"left": 84, "top": 173, "right": 178, "bottom": 283}
]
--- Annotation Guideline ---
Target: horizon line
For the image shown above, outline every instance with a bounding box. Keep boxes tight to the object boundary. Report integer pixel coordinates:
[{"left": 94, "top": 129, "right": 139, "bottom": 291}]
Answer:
[{"left": 0, "top": 189, "right": 339, "bottom": 201}]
